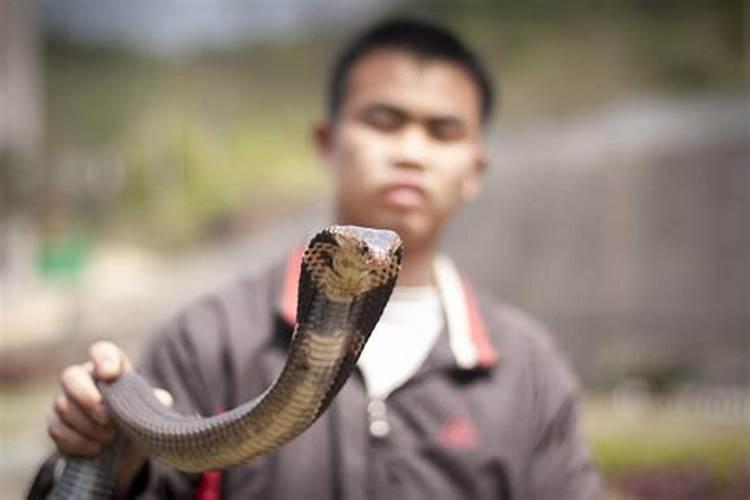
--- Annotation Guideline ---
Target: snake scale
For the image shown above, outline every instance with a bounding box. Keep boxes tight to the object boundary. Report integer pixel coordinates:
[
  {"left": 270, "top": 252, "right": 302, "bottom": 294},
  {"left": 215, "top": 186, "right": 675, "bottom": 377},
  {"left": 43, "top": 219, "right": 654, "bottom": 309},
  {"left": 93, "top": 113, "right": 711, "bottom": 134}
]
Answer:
[{"left": 48, "top": 225, "right": 403, "bottom": 499}]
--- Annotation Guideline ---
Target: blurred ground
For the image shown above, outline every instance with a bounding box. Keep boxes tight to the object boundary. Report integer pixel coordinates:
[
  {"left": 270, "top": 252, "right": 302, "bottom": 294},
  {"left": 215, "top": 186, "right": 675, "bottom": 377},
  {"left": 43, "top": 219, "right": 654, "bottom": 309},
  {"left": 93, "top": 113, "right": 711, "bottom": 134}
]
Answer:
[{"left": 3, "top": 387, "right": 748, "bottom": 499}]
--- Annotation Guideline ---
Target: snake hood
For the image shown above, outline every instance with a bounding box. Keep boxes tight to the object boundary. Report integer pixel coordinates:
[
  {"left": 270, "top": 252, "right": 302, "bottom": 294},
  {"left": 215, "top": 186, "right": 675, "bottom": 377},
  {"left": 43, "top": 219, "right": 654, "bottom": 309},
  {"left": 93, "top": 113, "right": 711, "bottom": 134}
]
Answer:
[{"left": 303, "top": 225, "right": 403, "bottom": 302}]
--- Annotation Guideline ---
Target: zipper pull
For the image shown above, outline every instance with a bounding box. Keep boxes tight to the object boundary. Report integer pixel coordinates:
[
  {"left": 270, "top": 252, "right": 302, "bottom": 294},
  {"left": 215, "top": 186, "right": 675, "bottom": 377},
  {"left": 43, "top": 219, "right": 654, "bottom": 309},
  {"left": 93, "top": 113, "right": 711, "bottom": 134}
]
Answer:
[{"left": 367, "top": 398, "right": 390, "bottom": 438}]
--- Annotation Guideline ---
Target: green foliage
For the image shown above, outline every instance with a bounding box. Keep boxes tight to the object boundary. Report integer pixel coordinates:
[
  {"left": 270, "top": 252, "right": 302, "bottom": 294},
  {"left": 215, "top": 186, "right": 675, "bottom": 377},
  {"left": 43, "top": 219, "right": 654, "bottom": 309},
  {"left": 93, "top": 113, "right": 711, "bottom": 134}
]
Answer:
[
  {"left": 120, "top": 110, "right": 321, "bottom": 244},
  {"left": 36, "top": 229, "right": 89, "bottom": 284},
  {"left": 46, "top": 44, "right": 324, "bottom": 245},
  {"left": 585, "top": 398, "right": 750, "bottom": 479}
]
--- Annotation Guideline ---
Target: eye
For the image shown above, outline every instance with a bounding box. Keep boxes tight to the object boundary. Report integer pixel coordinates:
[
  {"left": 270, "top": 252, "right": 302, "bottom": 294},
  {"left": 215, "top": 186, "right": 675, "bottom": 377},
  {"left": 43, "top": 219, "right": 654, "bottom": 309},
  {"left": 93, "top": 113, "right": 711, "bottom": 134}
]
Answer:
[
  {"left": 359, "top": 106, "right": 406, "bottom": 132},
  {"left": 428, "top": 118, "right": 466, "bottom": 141}
]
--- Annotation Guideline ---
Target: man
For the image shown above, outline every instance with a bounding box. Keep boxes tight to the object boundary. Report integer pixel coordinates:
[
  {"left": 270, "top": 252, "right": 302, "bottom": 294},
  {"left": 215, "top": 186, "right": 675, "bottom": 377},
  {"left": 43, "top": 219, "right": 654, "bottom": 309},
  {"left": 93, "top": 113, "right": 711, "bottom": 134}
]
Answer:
[{"left": 30, "top": 18, "right": 603, "bottom": 499}]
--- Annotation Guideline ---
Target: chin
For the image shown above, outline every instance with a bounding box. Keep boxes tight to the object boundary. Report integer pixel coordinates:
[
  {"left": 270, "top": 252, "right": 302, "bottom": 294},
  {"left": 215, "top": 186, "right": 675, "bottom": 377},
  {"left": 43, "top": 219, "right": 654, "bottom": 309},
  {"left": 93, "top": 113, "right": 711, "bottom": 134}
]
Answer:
[
  {"left": 366, "top": 212, "right": 435, "bottom": 250},
  {"left": 338, "top": 205, "right": 437, "bottom": 248}
]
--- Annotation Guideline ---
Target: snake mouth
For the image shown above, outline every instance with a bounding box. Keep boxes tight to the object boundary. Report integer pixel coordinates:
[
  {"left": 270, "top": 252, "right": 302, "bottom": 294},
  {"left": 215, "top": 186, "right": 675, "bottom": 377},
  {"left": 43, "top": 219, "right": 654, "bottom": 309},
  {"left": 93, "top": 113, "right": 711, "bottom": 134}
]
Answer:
[{"left": 304, "top": 225, "right": 403, "bottom": 301}]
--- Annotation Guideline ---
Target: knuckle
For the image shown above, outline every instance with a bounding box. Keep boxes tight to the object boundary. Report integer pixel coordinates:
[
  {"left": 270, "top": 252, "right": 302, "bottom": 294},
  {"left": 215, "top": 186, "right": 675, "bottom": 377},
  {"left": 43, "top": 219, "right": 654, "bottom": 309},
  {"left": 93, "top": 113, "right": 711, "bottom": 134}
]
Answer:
[
  {"left": 91, "top": 340, "right": 117, "bottom": 360},
  {"left": 47, "top": 421, "right": 63, "bottom": 443},
  {"left": 60, "top": 365, "right": 81, "bottom": 387},
  {"left": 59, "top": 367, "right": 72, "bottom": 386},
  {"left": 92, "top": 339, "right": 111, "bottom": 351},
  {"left": 53, "top": 394, "right": 68, "bottom": 414}
]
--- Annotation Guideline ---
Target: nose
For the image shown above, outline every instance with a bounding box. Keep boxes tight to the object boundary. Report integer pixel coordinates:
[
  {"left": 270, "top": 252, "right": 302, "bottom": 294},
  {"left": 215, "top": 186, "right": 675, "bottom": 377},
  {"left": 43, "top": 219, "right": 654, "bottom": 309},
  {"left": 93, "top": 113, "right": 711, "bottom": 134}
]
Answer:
[{"left": 392, "top": 125, "right": 429, "bottom": 171}]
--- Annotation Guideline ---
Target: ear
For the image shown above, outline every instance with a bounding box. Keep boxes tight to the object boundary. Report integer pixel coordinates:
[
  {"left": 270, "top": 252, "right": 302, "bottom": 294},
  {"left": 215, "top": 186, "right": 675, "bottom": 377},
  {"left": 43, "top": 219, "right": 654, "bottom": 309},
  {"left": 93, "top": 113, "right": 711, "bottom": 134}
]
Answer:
[
  {"left": 461, "top": 148, "right": 487, "bottom": 202},
  {"left": 312, "top": 120, "right": 334, "bottom": 160}
]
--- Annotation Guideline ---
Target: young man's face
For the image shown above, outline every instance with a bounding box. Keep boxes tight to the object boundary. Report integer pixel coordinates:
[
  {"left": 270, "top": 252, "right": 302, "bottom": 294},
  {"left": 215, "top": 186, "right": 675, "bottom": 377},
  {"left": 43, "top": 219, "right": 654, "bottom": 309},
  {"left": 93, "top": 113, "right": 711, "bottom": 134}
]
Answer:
[{"left": 316, "top": 48, "right": 487, "bottom": 250}]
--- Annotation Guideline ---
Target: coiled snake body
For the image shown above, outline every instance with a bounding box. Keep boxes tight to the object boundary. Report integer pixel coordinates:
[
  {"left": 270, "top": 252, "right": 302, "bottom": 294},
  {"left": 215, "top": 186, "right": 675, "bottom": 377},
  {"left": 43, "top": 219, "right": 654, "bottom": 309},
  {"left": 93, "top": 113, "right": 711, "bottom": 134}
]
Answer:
[{"left": 49, "top": 225, "right": 403, "bottom": 499}]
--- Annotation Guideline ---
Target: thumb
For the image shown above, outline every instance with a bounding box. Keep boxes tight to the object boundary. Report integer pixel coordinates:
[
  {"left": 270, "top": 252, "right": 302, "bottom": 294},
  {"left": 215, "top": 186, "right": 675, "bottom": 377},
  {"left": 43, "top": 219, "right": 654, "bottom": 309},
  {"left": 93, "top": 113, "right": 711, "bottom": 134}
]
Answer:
[{"left": 90, "top": 341, "right": 132, "bottom": 381}]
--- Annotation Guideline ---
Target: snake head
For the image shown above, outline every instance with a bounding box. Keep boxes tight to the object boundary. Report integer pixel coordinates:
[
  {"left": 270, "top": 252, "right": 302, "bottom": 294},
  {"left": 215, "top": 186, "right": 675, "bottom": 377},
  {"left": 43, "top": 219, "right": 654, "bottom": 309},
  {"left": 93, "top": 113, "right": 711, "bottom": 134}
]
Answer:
[{"left": 304, "top": 225, "right": 403, "bottom": 302}]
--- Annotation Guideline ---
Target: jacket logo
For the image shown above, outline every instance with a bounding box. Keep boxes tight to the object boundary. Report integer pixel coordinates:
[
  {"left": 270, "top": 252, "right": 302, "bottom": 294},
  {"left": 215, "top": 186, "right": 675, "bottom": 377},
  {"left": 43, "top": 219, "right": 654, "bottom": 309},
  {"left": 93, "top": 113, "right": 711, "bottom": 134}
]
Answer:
[{"left": 438, "top": 415, "right": 479, "bottom": 449}]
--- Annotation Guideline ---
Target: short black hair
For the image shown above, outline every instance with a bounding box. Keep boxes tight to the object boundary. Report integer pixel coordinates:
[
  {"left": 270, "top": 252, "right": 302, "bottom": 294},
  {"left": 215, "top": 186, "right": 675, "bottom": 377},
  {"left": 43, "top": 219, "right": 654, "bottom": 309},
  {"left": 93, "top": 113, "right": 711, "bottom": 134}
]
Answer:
[{"left": 327, "top": 17, "right": 495, "bottom": 124}]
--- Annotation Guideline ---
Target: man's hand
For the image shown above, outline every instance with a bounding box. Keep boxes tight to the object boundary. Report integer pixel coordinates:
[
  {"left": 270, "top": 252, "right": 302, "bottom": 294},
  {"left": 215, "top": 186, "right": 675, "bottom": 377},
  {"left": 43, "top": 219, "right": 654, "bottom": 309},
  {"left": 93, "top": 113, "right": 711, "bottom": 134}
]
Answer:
[
  {"left": 47, "top": 340, "right": 172, "bottom": 493},
  {"left": 48, "top": 341, "right": 129, "bottom": 456}
]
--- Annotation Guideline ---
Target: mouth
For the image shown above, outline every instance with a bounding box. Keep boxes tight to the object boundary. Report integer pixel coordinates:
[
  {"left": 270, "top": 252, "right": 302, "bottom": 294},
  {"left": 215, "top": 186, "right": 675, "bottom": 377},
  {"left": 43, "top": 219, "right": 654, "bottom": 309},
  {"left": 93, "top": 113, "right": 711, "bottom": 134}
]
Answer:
[{"left": 380, "top": 182, "right": 427, "bottom": 209}]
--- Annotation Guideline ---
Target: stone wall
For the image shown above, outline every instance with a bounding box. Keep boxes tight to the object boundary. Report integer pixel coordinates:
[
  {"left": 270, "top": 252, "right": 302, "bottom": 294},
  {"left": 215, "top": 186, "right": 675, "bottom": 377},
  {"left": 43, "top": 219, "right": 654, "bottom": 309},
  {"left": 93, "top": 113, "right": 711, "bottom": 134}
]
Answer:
[{"left": 447, "top": 96, "right": 750, "bottom": 388}]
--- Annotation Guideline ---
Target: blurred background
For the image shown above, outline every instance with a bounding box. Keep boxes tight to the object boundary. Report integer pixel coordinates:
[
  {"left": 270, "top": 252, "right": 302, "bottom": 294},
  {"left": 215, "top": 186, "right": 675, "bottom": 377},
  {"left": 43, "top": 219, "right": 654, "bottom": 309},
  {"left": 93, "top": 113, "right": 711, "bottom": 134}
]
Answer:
[{"left": 1, "top": 0, "right": 748, "bottom": 498}]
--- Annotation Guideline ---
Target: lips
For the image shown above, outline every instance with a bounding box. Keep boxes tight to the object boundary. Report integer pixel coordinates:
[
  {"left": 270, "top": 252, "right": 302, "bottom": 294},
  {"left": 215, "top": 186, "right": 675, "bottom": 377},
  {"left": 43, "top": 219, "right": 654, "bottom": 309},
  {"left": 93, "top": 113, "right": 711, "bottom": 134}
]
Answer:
[{"left": 380, "top": 181, "right": 427, "bottom": 209}]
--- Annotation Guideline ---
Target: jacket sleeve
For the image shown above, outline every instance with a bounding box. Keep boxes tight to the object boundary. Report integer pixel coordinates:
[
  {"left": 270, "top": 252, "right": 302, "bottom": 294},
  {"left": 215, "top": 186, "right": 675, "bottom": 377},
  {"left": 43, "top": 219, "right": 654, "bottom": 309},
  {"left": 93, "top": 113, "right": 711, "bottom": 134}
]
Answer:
[{"left": 527, "top": 333, "right": 605, "bottom": 500}]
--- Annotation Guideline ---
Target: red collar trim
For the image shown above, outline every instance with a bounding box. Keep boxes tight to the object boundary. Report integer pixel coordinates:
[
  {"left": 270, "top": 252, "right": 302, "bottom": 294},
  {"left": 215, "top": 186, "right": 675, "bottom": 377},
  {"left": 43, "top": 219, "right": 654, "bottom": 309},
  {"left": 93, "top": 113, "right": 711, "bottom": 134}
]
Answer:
[
  {"left": 280, "top": 245, "right": 304, "bottom": 325},
  {"left": 460, "top": 275, "right": 498, "bottom": 369}
]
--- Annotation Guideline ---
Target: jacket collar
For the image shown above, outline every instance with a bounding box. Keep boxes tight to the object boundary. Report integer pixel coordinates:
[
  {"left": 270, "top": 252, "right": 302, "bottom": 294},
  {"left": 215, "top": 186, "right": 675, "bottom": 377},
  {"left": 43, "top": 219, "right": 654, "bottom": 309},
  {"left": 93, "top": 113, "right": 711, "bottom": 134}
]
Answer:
[{"left": 277, "top": 247, "right": 498, "bottom": 370}]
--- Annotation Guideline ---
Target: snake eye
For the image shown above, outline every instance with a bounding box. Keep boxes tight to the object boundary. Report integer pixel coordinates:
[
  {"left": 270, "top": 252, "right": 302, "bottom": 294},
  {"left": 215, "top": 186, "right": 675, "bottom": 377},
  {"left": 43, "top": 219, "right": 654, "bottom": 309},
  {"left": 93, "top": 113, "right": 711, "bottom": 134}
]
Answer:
[{"left": 319, "top": 250, "right": 334, "bottom": 269}]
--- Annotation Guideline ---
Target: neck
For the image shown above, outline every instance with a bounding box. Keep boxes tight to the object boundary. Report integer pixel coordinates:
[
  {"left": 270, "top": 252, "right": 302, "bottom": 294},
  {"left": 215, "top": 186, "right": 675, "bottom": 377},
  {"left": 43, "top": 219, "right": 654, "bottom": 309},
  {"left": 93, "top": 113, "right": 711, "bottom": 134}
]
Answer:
[{"left": 397, "top": 239, "right": 437, "bottom": 287}]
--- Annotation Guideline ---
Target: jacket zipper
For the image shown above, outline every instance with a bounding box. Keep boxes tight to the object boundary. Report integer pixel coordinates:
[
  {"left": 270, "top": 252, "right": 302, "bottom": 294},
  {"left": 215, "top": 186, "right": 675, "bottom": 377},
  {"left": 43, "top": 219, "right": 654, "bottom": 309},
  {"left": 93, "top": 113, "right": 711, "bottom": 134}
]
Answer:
[
  {"left": 366, "top": 396, "right": 389, "bottom": 499},
  {"left": 364, "top": 360, "right": 461, "bottom": 441},
  {"left": 367, "top": 397, "right": 390, "bottom": 438}
]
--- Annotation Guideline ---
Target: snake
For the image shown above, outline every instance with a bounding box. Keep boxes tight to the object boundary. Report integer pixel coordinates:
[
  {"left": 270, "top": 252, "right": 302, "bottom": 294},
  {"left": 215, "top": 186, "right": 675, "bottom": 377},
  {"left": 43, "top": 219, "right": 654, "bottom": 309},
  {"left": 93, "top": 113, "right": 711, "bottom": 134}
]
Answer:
[{"left": 48, "top": 225, "right": 403, "bottom": 499}]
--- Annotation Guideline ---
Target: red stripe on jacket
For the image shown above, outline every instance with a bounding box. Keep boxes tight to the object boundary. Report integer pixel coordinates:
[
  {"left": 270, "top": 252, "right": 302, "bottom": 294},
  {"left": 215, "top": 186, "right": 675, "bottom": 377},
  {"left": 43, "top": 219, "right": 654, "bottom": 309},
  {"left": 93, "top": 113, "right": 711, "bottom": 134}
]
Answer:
[
  {"left": 196, "top": 406, "right": 225, "bottom": 500},
  {"left": 461, "top": 276, "right": 498, "bottom": 368}
]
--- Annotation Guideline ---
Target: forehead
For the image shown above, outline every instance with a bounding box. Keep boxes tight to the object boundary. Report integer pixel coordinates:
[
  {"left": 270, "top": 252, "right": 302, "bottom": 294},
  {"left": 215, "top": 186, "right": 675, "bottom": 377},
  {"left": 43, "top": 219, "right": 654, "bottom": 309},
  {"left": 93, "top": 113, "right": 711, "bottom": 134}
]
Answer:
[{"left": 343, "top": 48, "right": 482, "bottom": 124}]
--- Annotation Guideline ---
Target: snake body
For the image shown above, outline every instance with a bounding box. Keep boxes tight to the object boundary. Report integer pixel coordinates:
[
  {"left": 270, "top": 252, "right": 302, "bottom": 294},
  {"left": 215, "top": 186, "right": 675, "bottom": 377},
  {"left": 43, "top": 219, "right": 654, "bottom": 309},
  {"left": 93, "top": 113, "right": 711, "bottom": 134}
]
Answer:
[{"left": 48, "top": 225, "right": 403, "bottom": 499}]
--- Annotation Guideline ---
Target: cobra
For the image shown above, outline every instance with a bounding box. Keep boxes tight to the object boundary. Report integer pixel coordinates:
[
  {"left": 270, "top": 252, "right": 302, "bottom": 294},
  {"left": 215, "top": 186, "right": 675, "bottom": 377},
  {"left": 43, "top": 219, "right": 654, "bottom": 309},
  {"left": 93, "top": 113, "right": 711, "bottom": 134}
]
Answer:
[{"left": 48, "top": 225, "right": 403, "bottom": 499}]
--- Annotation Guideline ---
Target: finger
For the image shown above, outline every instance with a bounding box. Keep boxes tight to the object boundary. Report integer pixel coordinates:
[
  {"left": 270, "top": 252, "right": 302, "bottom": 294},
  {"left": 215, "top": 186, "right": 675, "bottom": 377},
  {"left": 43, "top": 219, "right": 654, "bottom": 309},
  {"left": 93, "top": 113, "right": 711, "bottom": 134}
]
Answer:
[
  {"left": 54, "top": 393, "right": 114, "bottom": 443},
  {"left": 59, "top": 364, "right": 109, "bottom": 425},
  {"left": 48, "top": 413, "right": 104, "bottom": 457},
  {"left": 154, "top": 388, "right": 174, "bottom": 407},
  {"left": 89, "top": 341, "right": 132, "bottom": 381}
]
